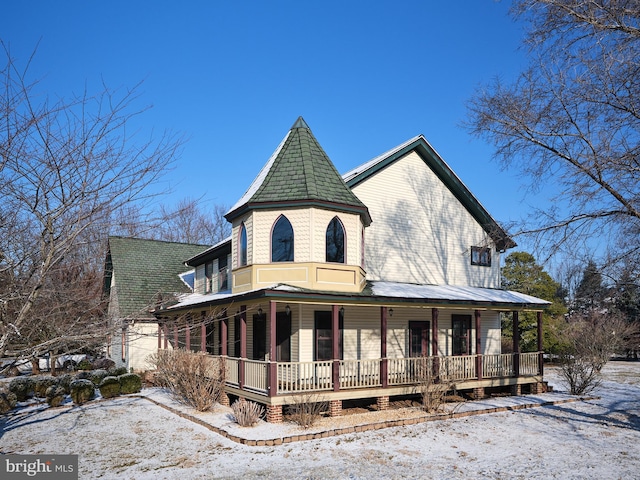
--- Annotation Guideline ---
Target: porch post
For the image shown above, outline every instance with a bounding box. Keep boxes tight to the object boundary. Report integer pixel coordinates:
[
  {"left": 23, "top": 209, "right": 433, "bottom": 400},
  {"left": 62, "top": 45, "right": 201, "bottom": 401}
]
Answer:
[
  {"left": 221, "top": 311, "right": 228, "bottom": 356},
  {"left": 163, "top": 324, "right": 169, "bottom": 350},
  {"left": 432, "top": 308, "right": 440, "bottom": 379},
  {"left": 173, "top": 322, "right": 179, "bottom": 349},
  {"left": 512, "top": 311, "right": 520, "bottom": 378},
  {"left": 475, "top": 310, "right": 482, "bottom": 381},
  {"left": 185, "top": 317, "right": 191, "bottom": 351},
  {"left": 239, "top": 305, "right": 247, "bottom": 389},
  {"left": 537, "top": 310, "right": 544, "bottom": 376},
  {"left": 201, "top": 312, "right": 206, "bottom": 352},
  {"left": 157, "top": 324, "right": 162, "bottom": 350},
  {"left": 268, "top": 300, "right": 278, "bottom": 397},
  {"left": 381, "top": 307, "right": 388, "bottom": 389},
  {"left": 332, "top": 304, "right": 340, "bottom": 392}
]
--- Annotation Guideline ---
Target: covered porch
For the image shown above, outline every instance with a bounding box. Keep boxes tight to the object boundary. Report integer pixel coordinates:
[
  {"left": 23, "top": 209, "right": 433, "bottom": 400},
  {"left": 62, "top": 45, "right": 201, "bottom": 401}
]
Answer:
[{"left": 157, "top": 289, "right": 547, "bottom": 422}]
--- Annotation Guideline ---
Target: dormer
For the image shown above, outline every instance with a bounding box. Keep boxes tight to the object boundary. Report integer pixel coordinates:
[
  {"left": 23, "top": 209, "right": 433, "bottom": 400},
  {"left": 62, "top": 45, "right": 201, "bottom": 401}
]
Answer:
[{"left": 225, "top": 117, "right": 371, "bottom": 294}]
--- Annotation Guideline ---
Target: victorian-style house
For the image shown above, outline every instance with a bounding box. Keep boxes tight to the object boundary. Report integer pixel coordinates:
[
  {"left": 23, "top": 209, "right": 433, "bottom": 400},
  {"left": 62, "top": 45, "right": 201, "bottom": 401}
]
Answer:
[{"left": 122, "top": 117, "right": 548, "bottom": 422}]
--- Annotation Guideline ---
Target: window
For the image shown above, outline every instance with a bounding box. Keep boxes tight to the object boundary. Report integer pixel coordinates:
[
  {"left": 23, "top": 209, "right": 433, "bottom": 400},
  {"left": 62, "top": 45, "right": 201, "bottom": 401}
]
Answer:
[
  {"left": 452, "top": 315, "right": 471, "bottom": 356},
  {"left": 272, "top": 215, "right": 294, "bottom": 262},
  {"left": 204, "top": 260, "right": 214, "bottom": 293},
  {"left": 326, "top": 216, "right": 345, "bottom": 263},
  {"left": 239, "top": 223, "right": 248, "bottom": 266},
  {"left": 471, "top": 246, "right": 491, "bottom": 267},
  {"left": 314, "top": 310, "right": 344, "bottom": 361},
  {"left": 218, "top": 255, "right": 228, "bottom": 291},
  {"left": 409, "top": 321, "right": 430, "bottom": 357}
]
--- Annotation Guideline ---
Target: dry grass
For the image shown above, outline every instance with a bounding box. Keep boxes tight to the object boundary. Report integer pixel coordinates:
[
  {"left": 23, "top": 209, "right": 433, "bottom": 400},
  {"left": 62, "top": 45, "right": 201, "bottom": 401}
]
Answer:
[{"left": 148, "top": 349, "right": 225, "bottom": 411}]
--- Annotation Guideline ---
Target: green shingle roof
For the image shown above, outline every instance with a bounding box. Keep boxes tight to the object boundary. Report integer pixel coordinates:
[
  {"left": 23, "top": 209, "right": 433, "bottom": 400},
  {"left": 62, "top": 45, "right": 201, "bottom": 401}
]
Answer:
[
  {"left": 104, "top": 236, "right": 210, "bottom": 318},
  {"left": 226, "top": 117, "right": 371, "bottom": 225}
]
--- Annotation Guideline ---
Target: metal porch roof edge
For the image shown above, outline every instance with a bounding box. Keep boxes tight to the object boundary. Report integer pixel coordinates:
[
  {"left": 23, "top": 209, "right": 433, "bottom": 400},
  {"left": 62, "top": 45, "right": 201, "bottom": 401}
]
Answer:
[{"left": 155, "top": 281, "right": 550, "bottom": 315}]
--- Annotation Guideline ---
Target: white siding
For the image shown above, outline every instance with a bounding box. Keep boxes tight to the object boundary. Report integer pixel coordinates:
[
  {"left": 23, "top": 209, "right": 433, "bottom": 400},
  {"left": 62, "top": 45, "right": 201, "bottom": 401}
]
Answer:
[{"left": 351, "top": 151, "right": 502, "bottom": 288}]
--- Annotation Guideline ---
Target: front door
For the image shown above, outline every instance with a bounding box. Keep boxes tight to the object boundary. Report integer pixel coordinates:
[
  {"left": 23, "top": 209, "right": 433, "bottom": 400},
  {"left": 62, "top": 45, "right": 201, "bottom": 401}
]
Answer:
[
  {"left": 409, "top": 321, "right": 430, "bottom": 357},
  {"left": 452, "top": 315, "right": 472, "bottom": 355},
  {"left": 253, "top": 313, "right": 266, "bottom": 360}
]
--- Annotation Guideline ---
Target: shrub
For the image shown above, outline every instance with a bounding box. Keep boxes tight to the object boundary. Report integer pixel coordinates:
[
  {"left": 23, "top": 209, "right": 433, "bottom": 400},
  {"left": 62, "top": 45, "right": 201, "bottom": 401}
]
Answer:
[
  {"left": 415, "top": 356, "right": 454, "bottom": 413},
  {"left": 90, "top": 369, "right": 109, "bottom": 386},
  {"left": 148, "top": 349, "right": 225, "bottom": 412},
  {"left": 231, "top": 399, "right": 264, "bottom": 427},
  {"left": 9, "top": 377, "right": 34, "bottom": 401},
  {"left": 118, "top": 373, "right": 142, "bottom": 394},
  {"left": 70, "top": 379, "right": 95, "bottom": 405},
  {"left": 0, "top": 387, "right": 18, "bottom": 413},
  {"left": 286, "top": 394, "right": 327, "bottom": 428},
  {"left": 45, "top": 385, "right": 67, "bottom": 407},
  {"left": 75, "top": 370, "right": 92, "bottom": 380},
  {"left": 56, "top": 373, "right": 74, "bottom": 394},
  {"left": 92, "top": 358, "right": 116, "bottom": 370},
  {"left": 99, "top": 376, "right": 121, "bottom": 398},
  {"left": 33, "top": 375, "right": 58, "bottom": 398},
  {"left": 108, "top": 366, "right": 128, "bottom": 377},
  {"left": 76, "top": 359, "right": 93, "bottom": 371}
]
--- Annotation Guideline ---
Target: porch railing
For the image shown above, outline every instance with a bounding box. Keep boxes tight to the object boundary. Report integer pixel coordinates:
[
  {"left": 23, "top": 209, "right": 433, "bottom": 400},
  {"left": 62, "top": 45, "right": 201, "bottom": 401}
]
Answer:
[
  {"left": 339, "top": 359, "right": 381, "bottom": 389},
  {"left": 520, "top": 352, "right": 540, "bottom": 376},
  {"left": 483, "top": 353, "right": 514, "bottom": 378},
  {"left": 220, "top": 352, "right": 542, "bottom": 396},
  {"left": 277, "top": 360, "right": 334, "bottom": 393}
]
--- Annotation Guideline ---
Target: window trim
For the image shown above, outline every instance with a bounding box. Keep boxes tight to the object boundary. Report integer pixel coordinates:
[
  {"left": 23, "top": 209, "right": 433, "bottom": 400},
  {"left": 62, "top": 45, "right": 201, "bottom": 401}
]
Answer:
[
  {"left": 239, "top": 223, "right": 248, "bottom": 267},
  {"left": 471, "top": 246, "right": 492, "bottom": 267},
  {"left": 325, "top": 216, "right": 346, "bottom": 264},
  {"left": 271, "top": 215, "right": 294, "bottom": 262}
]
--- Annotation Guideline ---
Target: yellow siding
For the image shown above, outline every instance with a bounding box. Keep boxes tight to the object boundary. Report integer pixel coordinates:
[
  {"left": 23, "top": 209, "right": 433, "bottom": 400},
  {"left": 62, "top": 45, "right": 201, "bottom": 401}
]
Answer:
[{"left": 351, "top": 151, "right": 502, "bottom": 288}]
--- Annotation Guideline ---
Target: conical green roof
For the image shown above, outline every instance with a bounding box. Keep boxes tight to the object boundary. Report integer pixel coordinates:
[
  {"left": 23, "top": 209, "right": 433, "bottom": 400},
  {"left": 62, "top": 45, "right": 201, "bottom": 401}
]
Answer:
[{"left": 226, "top": 117, "right": 371, "bottom": 225}]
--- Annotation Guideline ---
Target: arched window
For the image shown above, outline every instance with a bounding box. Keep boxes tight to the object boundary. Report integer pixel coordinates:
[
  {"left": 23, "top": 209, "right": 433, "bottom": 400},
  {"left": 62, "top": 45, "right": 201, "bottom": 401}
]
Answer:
[
  {"left": 239, "top": 223, "right": 247, "bottom": 266},
  {"left": 326, "top": 216, "right": 345, "bottom": 263},
  {"left": 272, "top": 215, "right": 294, "bottom": 262}
]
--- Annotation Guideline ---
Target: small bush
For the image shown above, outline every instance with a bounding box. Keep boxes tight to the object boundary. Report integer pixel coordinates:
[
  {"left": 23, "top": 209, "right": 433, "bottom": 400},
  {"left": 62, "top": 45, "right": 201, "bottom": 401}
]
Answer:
[
  {"left": 75, "top": 370, "right": 92, "bottom": 380},
  {"left": 90, "top": 369, "right": 109, "bottom": 386},
  {"left": 9, "top": 377, "right": 34, "bottom": 401},
  {"left": 415, "top": 356, "right": 454, "bottom": 413},
  {"left": 286, "top": 394, "right": 327, "bottom": 428},
  {"left": 0, "top": 387, "right": 18, "bottom": 413},
  {"left": 70, "top": 379, "right": 95, "bottom": 405},
  {"left": 76, "top": 359, "right": 93, "bottom": 371},
  {"left": 148, "top": 349, "right": 225, "bottom": 412},
  {"left": 33, "top": 376, "right": 58, "bottom": 398},
  {"left": 231, "top": 399, "right": 264, "bottom": 427},
  {"left": 45, "top": 385, "right": 67, "bottom": 407},
  {"left": 56, "top": 373, "right": 74, "bottom": 394},
  {"left": 118, "top": 373, "right": 142, "bottom": 394},
  {"left": 99, "top": 376, "right": 121, "bottom": 398},
  {"left": 92, "top": 358, "right": 116, "bottom": 370},
  {"left": 108, "top": 366, "right": 128, "bottom": 377}
]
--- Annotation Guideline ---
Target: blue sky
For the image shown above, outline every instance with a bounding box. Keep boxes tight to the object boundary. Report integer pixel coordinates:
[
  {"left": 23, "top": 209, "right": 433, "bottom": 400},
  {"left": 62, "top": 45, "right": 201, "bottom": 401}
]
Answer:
[{"left": 2, "top": 1, "right": 546, "bottom": 251}]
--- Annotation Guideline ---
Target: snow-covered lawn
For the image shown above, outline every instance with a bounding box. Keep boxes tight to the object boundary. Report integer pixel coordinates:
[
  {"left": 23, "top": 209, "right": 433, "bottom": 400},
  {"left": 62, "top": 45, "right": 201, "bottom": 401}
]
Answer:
[{"left": 2, "top": 362, "right": 639, "bottom": 479}]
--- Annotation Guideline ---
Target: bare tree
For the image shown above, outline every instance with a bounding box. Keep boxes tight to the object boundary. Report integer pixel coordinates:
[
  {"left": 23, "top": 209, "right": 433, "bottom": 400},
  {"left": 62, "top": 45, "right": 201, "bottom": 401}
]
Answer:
[
  {"left": 466, "top": 1, "right": 640, "bottom": 268},
  {"left": 0, "top": 44, "right": 183, "bottom": 364},
  {"left": 157, "top": 199, "right": 231, "bottom": 244}
]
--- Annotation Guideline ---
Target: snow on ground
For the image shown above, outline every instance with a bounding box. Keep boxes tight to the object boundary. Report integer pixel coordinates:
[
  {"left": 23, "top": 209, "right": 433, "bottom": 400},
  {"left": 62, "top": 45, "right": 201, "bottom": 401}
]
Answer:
[{"left": 2, "top": 362, "right": 639, "bottom": 479}]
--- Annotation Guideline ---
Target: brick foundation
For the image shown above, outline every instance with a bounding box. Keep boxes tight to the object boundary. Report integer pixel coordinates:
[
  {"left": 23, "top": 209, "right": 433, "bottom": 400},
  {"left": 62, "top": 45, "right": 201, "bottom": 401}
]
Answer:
[
  {"left": 218, "top": 393, "right": 230, "bottom": 407},
  {"left": 376, "top": 396, "right": 389, "bottom": 411},
  {"left": 511, "top": 384, "right": 522, "bottom": 396},
  {"left": 530, "top": 382, "right": 545, "bottom": 394},
  {"left": 328, "top": 399, "right": 342, "bottom": 417},
  {"left": 473, "top": 387, "right": 485, "bottom": 400},
  {"left": 266, "top": 404, "right": 283, "bottom": 423}
]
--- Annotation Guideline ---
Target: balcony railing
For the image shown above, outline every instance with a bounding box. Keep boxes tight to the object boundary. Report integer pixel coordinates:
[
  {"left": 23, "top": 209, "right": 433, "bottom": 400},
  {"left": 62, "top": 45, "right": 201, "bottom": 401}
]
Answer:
[{"left": 220, "top": 352, "right": 543, "bottom": 396}]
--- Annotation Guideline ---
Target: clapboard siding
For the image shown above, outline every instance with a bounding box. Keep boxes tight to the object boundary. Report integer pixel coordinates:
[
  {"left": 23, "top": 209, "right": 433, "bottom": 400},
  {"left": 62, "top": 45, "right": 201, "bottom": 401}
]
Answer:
[{"left": 351, "top": 151, "right": 502, "bottom": 288}]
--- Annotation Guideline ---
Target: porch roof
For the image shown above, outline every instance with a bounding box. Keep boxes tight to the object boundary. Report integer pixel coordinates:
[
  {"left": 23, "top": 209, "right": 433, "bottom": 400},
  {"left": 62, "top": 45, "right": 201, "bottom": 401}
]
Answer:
[{"left": 156, "top": 280, "right": 550, "bottom": 314}]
